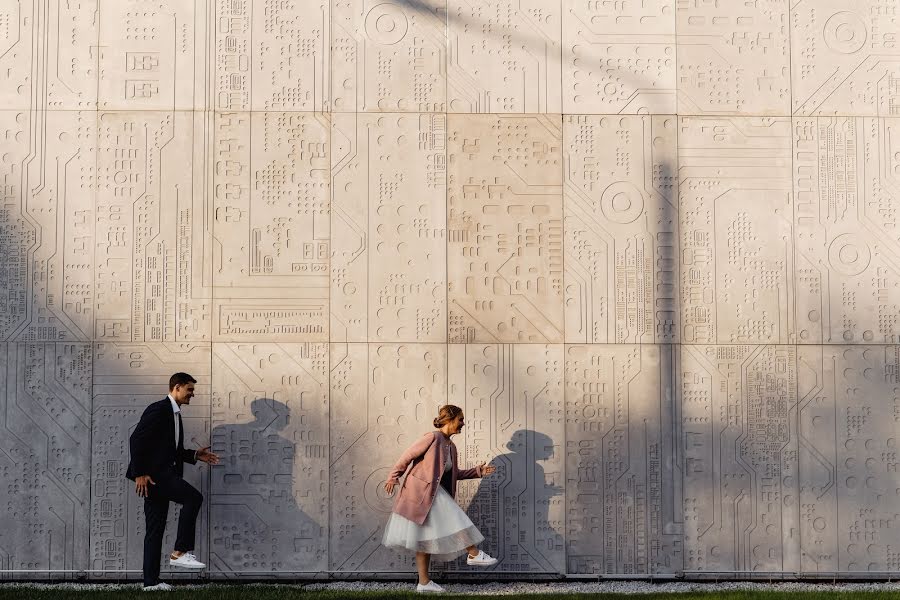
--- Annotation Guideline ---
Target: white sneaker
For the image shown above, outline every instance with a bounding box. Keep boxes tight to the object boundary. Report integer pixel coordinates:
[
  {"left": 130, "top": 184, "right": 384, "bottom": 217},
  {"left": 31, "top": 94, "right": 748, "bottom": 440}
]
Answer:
[
  {"left": 143, "top": 582, "right": 174, "bottom": 591},
  {"left": 466, "top": 550, "right": 498, "bottom": 566},
  {"left": 169, "top": 551, "right": 205, "bottom": 569},
  {"left": 416, "top": 580, "right": 445, "bottom": 593}
]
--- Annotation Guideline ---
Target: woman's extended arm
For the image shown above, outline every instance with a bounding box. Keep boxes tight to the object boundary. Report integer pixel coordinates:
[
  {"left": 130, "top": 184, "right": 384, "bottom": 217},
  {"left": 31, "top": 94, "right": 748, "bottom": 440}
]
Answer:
[
  {"left": 458, "top": 461, "right": 496, "bottom": 480},
  {"left": 386, "top": 432, "right": 437, "bottom": 485}
]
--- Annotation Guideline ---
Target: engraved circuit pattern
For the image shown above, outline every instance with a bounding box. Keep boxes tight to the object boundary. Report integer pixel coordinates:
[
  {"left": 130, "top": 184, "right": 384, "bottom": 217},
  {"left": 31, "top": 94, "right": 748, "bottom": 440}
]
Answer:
[
  {"left": 680, "top": 345, "right": 800, "bottom": 574},
  {"left": 1, "top": 0, "right": 899, "bottom": 580},
  {"left": 565, "top": 344, "right": 682, "bottom": 575},
  {"left": 564, "top": 115, "right": 678, "bottom": 344}
]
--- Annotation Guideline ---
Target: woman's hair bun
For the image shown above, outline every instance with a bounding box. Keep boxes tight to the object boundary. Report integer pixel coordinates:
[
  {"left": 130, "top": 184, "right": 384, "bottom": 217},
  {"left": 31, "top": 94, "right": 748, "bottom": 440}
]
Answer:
[{"left": 433, "top": 404, "right": 463, "bottom": 428}]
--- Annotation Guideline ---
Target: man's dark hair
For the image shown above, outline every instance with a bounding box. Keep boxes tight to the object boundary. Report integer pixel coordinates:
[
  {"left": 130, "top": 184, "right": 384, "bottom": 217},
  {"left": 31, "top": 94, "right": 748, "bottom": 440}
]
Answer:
[{"left": 169, "top": 372, "right": 197, "bottom": 390}]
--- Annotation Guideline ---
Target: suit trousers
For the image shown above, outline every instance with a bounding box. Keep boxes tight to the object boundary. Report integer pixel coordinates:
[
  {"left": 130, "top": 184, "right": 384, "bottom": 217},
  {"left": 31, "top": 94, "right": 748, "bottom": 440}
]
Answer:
[{"left": 142, "top": 469, "right": 203, "bottom": 586}]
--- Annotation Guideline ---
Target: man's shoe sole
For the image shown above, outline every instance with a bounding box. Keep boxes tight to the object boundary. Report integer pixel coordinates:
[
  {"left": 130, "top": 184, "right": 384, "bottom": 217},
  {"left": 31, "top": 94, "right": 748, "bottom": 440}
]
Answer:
[{"left": 169, "top": 561, "right": 205, "bottom": 569}]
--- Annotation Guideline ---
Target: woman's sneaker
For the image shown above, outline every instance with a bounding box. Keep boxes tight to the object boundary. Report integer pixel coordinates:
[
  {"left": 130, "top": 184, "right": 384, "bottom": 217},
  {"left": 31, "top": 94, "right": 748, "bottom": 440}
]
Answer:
[
  {"left": 466, "top": 550, "right": 498, "bottom": 566},
  {"left": 416, "top": 580, "right": 445, "bottom": 593},
  {"left": 169, "top": 552, "right": 205, "bottom": 568}
]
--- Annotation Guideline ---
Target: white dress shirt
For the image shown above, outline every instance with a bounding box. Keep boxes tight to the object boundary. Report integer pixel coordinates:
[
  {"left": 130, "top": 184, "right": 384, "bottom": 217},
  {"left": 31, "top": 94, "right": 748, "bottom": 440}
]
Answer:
[{"left": 167, "top": 394, "right": 180, "bottom": 448}]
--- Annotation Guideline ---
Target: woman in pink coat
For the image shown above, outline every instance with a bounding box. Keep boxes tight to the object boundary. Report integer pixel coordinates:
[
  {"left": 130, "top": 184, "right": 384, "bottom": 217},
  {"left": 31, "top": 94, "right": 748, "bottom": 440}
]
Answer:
[{"left": 382, "top": 404, "right": 498, "bottom": 593}]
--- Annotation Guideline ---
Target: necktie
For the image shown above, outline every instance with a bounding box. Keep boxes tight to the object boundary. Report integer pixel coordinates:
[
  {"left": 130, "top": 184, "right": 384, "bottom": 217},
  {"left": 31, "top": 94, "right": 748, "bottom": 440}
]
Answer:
[{"left": 176, "top": 411, "right": 183, "bottom": 449}]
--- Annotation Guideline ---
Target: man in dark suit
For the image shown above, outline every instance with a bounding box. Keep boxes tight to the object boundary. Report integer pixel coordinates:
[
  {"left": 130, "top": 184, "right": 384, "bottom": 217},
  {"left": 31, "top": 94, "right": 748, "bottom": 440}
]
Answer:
[{"left": 126, "top": 372, "right": 220, "bottom": 591}]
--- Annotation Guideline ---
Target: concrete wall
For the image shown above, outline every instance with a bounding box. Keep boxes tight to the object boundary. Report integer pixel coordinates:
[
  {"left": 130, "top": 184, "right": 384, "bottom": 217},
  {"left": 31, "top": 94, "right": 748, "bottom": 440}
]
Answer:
[{"left": 1, "top": 0, "right": 899, "bottom": 580}]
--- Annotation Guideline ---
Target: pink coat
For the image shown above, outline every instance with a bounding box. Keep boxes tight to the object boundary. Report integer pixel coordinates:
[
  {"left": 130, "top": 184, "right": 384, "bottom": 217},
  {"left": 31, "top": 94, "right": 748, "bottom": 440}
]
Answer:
[{"left": 387, "top": 431, "right": 484, "bottom": 525}]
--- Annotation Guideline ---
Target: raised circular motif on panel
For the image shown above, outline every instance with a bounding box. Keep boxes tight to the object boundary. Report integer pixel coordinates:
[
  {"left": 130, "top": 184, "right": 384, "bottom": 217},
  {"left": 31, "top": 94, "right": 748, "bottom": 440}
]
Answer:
[
  {"left": 600, "top": 181, "right": 645, "bottom": 224},
  {"left": 364, "top": 467, "right": 396, "bottom": 513},
  {"left": 365, "top": 3, "right": 409, "bottom": 45},
  {"left": 828, "top": 233, "right": 871, "bottom": 276},
  {"left": 824, "top": 11, "right": 867, "bottom": 54}
]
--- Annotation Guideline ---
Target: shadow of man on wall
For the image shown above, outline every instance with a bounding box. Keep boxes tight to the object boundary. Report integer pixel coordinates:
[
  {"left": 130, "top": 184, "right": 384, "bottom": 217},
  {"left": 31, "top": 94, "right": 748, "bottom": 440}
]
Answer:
[
  {"left": 465, "top": 430, "right": 563, "bottom": 573},
  {"left": 209, "top": 398, "right": 322, "bottom": 574}
]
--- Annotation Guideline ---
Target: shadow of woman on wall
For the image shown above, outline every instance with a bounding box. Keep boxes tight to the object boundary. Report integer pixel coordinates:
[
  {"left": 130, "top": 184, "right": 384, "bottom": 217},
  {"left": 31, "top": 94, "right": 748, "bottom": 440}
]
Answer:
[{"left": 464, "top": 429, "right": 563, "bottom": 573}]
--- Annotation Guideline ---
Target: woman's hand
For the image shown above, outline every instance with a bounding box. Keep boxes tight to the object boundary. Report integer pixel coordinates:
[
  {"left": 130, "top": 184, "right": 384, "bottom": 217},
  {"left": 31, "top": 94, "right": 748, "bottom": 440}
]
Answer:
[
  {"left": 478, "top": 462, "right": 496, "bottom": 476},
  {"left": 384, "top": 481, "right": 396, "bottom": 496}
]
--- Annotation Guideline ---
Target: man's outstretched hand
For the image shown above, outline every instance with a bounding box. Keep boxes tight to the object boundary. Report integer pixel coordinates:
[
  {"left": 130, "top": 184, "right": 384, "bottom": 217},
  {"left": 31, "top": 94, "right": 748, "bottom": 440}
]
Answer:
[
  {"left": 196, "top": 446, "right": 220, "bottom": 465},
  {"left": 135, "top": 475, "right": 155, "bottom": 497}
]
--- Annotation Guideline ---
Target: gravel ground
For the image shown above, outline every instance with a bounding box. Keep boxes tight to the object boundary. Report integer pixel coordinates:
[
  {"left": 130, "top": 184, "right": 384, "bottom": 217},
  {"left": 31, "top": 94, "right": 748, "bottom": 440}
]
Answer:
[
  {"left": 303, "top": 581, "right": 900, "bottom": 594},
  {"left": 6, "top": 581, "right": 900, "bottom": 594}
]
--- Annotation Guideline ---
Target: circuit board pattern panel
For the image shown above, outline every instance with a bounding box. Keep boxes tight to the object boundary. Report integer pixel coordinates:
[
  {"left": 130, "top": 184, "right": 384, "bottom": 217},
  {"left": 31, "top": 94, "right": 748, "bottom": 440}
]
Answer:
[
  {"left": 679, "top": 117, "right": 794, "bottom": 345},
  {"left": 448, "top": 0, "right": 562, "bottom": 114},
  {"left": 212, "top": 112, "right": 329, "bottom": 342},
  {"left": 675, "top": 0, "right": 791, "bottom": 115},
  {"left": 214, "top": 0, "right": 329, "bottom": 111},
  {"left": 0, "top": 0, "right": 99, "bottom": 110},
  {"left": 565, "top": 344, "right": 682, "bottom": 575},
  {"left": 330, "top": 113, "right": 447, "bottom": 343},
  {"left": 791, "top": 0, "right": 900, "bottom": 116},
  {"left": 794, "top": 117, "right": 900, "bottom": 344},
  {"left": 680, "top": 345, "right": 800, "bottom": 573},
  {"left": 98, "top": 0, "right": 211, "bottom": 111},
  {"left": 448, "top": 114, "right": 564, "bottom": 344},
  {"left": 446, "top": 344, "right": 565, "bottom": 574},
  {"left": 797, "top": 346, "right": 900, "bottom": 574},
  {"left": 0, "top": 110, "right": 96, "bottom": 342},
  {"left": 95, "top": 111, "right": 212, "bottom": 343},
  {"left": 209, "top": 343, "right": 328, "bottom": 575},
  {"left": 0, "top": 343, "right": 92, "bottom": 576},
  {"left": 563, "top": 0, "right": 675, "bottom": 114},
  {"left": 331, "top": 0, "right": 447, "bottom": 112},
  {"left": 329, "top": 343, "right": 447, "bottom": 573},
  {"left": 564, "top": 115, "right": 678, "bottom": 344},
  {"left": 5, "top": 0, "right": 900, "bottom": 581},
  {"left": 89, "top": 343, "right": 211, "bottom": 575}
]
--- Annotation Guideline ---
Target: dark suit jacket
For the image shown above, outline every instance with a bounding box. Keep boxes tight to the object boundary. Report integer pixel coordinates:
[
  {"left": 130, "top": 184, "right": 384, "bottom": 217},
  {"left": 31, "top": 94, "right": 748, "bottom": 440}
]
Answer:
[{"left": 126, "top": 398, "right": 198, "bottom": 481}]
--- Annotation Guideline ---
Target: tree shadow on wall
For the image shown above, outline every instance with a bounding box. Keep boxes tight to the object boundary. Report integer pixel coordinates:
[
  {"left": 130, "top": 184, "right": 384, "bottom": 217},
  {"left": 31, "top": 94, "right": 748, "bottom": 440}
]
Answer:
[
  {"left": 209, "top": 398, "right": 322, "bottom": 574},
  {"left": 392, "top": 0, "right": 673, "bottom": 111},
  {"left": 386, "top": 8, "right": 685, "bottom": 575},
  {"left": 464, "top": 430, "right": 563, "bottom": 573}
]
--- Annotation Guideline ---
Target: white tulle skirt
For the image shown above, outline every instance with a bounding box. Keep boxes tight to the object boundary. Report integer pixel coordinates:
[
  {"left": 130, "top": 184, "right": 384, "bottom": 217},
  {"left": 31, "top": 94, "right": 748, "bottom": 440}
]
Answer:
[{"left": 382, "top": 485, "right": 484, "bottom": 560}]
